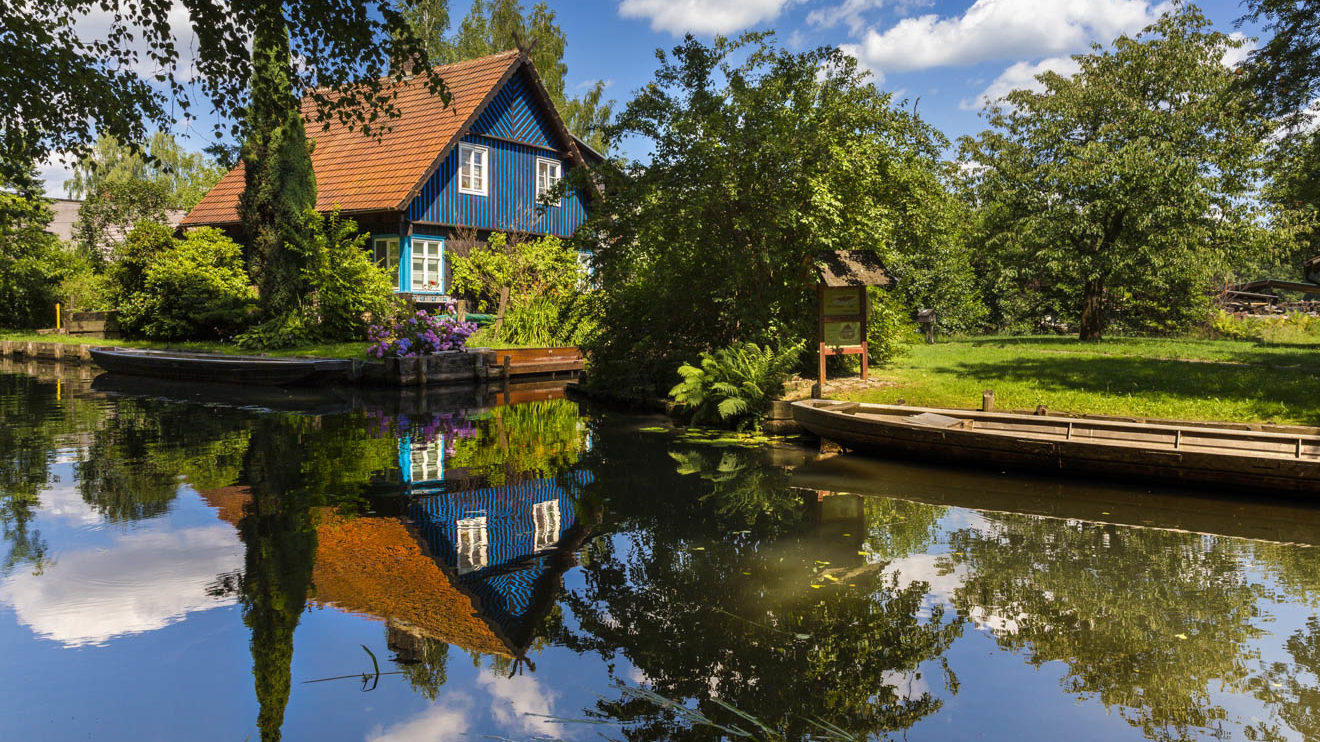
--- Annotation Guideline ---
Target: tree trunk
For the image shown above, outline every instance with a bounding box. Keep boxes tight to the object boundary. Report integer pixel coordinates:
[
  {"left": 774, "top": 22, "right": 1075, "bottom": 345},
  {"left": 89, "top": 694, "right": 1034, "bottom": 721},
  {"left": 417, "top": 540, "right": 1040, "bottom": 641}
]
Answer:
[{"left": 1078, "top": 278, "right": 1104, "bottom": 341}]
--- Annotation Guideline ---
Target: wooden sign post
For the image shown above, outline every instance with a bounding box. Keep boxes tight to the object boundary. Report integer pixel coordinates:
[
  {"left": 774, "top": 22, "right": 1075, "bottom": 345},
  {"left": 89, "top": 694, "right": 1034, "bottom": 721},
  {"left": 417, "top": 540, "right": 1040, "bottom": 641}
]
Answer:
[
  {"left": 817, "top": 284, "right": 869, "bottom": 390},
  {"left": 814, "top": 250, "right": 891, "bottom": 397}
]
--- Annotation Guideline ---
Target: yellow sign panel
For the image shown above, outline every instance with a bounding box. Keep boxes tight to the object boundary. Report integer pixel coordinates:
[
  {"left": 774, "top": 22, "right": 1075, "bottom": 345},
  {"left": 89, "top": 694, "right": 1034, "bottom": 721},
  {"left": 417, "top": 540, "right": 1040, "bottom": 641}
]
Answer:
[
  {"left": 823, "top": 320, "right": 863, "bottom": 347},
  {"left": 822, "top": 287, "right": 862, "bottom": 316}
]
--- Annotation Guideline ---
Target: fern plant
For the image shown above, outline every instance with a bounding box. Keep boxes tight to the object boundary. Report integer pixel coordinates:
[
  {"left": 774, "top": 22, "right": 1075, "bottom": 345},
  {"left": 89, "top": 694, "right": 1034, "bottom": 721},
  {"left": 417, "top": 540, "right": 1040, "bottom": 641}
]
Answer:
[{"left": 668, "top": 341, "right": 804, "bottom": 429}]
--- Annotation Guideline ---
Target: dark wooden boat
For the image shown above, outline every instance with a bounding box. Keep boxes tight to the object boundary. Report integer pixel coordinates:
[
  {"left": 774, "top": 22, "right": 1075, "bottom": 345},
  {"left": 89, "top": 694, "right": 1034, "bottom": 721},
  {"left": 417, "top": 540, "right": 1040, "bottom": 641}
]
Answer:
[
  {"left": 792, "top": 399, "right": 1320, "bottom": 496},
  {"left": 89, "top": 346, "right": 354, "bottom": 387}
]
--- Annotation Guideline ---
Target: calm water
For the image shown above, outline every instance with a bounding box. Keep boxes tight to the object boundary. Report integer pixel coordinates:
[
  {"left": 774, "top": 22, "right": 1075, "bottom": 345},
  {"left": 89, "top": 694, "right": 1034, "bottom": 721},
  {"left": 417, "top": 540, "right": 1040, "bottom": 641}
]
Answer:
[{"left": 1, "top": 362, "right": 1319, "bottom": 742}]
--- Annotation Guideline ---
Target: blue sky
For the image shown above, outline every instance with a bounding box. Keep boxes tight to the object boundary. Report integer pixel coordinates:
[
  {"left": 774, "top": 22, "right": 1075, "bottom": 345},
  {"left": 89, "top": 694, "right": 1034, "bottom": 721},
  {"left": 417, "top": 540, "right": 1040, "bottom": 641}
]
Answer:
[{"left": 40, "top": 0, "right": 1260, "bottom": 193}]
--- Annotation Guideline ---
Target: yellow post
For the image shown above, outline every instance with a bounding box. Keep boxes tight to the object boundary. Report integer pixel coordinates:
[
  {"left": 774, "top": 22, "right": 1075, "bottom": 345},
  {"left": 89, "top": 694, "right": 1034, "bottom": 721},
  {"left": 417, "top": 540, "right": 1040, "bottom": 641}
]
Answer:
[{"left": 55, "top": 303, "right": 61, "bottom": 330}]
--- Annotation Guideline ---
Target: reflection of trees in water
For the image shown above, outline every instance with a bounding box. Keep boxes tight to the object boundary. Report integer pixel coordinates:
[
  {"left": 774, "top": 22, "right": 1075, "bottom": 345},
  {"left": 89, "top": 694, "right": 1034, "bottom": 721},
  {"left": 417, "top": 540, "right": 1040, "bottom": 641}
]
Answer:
[
  {"left": 946, "top": 517, "right": 1264, "bottom": 741},
  {"left": 1248, "top": 617, "right": 1320, "bottom": 742},
  {"left": 0, "top": 374, "right": 66, "bottom": 575},
  {"left": 77, "top": 398, "right": 252, "bottom": 521},
  {"left": 551, "top": 438, "right": 959, "bottom": 740},
  {"left": 447, "top": 399, "right": 588, "bottom": 485},
  {"left": 387, "top": 624, "right": 450, "bottom": 701},
  {"left": 236, "top": 412, "right": 405, "bottom": 742}
]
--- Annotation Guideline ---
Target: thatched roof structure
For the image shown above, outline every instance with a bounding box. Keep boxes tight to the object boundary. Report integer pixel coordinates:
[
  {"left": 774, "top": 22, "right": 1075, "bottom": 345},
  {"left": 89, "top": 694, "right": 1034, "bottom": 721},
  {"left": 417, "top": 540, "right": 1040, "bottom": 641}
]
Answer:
[{"left": 817, "top": 250, "right": 892, "bottom": 287}]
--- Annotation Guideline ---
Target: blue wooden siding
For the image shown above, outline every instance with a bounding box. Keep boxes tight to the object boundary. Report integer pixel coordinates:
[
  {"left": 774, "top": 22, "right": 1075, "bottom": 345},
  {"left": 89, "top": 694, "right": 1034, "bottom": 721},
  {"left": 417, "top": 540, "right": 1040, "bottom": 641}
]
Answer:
[
  {"left": 469, "top": 71, "right": 556, "bottom": 148},
  {"left": 407, "top": 134, "right": 586, "bottom": 237}
]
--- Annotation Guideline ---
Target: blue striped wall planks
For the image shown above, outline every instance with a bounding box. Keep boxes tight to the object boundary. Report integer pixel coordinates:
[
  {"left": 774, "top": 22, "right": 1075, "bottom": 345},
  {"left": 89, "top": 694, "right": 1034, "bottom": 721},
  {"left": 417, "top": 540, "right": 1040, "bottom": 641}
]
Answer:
[
  {"left": 407, "top": 134, "right": 587, "bottom": 237},
  {"left": 469, "top": 71, "right": 556, "bottom": 148}
]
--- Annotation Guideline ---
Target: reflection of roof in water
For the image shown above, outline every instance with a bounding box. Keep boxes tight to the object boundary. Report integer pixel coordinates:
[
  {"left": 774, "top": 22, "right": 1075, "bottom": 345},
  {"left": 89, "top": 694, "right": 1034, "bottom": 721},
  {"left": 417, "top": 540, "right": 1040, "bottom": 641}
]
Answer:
[
  {"left": 196, "top": 486, "right": 511, "bottom": 657},
  {"left": 311, "top": 511, "right": 511, "bottom": 657},
  {"left": 409, "top": 470, "right": 592, "bottom": 651}
]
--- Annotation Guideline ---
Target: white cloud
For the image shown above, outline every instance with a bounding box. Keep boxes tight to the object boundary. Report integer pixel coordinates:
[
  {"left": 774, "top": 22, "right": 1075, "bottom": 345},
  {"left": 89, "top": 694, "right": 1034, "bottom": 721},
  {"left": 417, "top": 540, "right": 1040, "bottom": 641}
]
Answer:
[
  {"left": 618, "top": 0, "right": 793, "bottom": 35},
  {"left": 477, "top": 671, "right": 561, "bottom": 738},
  {"left": 842, "top": 0, "right": 1166, "bottom": 75},
  {"left": 1221, "top": 31, "right": 1254, "bottom": 70},
  {"left": 369, "top": 695, "right": 473, "bottom": 742},
  {"left": 0, "top": 524, "right": 243, "bottom": 647},
  {"left": 959, "top": 55, "right": 1081, "bottom": 110},
  {"left": 808, "top": 0, "right": 935, "bottom": 35}
]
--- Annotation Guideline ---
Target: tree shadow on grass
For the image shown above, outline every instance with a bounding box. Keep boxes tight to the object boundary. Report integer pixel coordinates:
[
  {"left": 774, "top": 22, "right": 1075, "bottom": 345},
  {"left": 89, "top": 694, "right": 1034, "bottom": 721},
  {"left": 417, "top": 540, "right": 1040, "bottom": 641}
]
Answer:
[{"left": 939, "top": 352, "right": 1320, "bottom": 425}]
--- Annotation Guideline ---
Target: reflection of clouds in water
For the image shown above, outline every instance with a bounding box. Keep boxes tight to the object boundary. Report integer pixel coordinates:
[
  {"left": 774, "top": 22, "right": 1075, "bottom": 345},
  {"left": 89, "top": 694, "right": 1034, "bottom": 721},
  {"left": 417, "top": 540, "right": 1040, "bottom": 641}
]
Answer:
[
  {"left": 883, "top": 552, "right": 1022, "bottom": 635},
  {"left": 37, "top": 479, "right": 102, "bottom": 527},
  {"left": 368, "top": 694, "right": 473, "bottom": 742},
  {"left": 367, "top": 672, "right": 561, "bottom": 741},
  {"left": 0, "top": 524, "right": 242, "bottom": 646},
  {"left": 882, "top": 669, "right": 931, "bottom": 702},
  {"left": 479, "top": 671, "right": 561, "bottom": 738}
]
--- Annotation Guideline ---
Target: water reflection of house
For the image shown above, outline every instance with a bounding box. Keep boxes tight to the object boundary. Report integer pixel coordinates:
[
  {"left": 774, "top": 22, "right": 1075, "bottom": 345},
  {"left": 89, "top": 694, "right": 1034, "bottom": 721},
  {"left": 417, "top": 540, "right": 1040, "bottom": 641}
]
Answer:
[
  {"left": 198, "top": 467, "right": 590, "bottom": 660},
  {"left": 406, "top": 471, "right": 591, "bottom": 651}
]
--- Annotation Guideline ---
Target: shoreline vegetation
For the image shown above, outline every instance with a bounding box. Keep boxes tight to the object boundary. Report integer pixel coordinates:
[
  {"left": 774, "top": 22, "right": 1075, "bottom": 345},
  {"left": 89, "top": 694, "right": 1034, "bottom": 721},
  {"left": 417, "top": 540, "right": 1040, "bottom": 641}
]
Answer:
[
  {"left": 0, "top": 327, "right": 530, "bottom": 360},
  {"left": 835, "top": 336, "right": 1320, "bottom": 427}
]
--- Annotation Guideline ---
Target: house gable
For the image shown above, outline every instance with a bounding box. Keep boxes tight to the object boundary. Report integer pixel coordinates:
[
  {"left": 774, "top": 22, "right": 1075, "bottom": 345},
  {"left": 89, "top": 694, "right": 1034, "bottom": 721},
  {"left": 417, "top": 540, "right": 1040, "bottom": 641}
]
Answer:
[{"left": 469, "top": 69, "right": 561, "bottom": 150}]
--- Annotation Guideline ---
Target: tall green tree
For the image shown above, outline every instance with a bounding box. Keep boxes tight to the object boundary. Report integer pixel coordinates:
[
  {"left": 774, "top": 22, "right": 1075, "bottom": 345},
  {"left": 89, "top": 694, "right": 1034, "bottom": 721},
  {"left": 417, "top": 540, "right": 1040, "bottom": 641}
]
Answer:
[
  {"left": 578, "top": 34, "right": 975, "bottom": 395},
  {"left": 66, "top": 133, "right": 226, "bottom": 211},
  {"left": 238, "top": 16, "right": 317, "bottom": 320},
  {"left": 962, "top": 6, "right": 1273, "bottom": 340},
  {"left": 398, "top": 0, "right": 615, "bottom": 152},
  {"left": 2, "top": 0, "right": 448, "bottom": 186},
  {"left": 1238, "top": 1, "right": 1320, "bottom": 260}
]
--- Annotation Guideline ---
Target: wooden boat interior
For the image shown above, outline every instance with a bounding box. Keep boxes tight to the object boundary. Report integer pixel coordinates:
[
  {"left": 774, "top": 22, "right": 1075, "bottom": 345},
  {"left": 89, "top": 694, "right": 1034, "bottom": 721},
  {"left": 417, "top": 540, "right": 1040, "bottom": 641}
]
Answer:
[{"left": 797, "top": 399, "right": 1320, "bottom": 462}]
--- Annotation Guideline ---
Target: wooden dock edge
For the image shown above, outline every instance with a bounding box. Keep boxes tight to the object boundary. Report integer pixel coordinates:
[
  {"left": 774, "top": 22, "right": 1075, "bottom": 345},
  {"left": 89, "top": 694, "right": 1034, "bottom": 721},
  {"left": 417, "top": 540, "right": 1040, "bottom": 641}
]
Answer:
[{"left": 0, "top": 339, "right": 96, "bottom": 364}]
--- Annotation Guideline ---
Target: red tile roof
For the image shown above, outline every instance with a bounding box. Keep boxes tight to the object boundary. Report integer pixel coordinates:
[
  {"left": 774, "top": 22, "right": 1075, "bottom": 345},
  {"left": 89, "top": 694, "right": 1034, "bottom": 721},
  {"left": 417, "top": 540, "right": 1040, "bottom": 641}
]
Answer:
[{"left": 182, "top": 50, "right": 524, "bottom": 227}]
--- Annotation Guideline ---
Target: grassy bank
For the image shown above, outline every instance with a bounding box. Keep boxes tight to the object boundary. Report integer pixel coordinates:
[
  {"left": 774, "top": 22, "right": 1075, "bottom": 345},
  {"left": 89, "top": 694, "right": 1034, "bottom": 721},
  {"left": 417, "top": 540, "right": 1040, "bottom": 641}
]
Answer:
[
  {"left": 838, "top": 335, "right": 1320, "bottom": 426},
  {"left": 0, "top": 331, "right": 372, "bottom": 359},
  {"left": 1, "top": 329, "right": 541, "bottom": 359}
]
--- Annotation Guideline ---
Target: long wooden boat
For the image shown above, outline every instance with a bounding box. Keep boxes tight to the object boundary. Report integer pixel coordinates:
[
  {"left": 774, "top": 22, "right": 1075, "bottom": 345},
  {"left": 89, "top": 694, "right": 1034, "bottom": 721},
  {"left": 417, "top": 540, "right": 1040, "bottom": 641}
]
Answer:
[
  {"left": 791, "top": 399, "right": 1320, "bottom": 496},
  {"left": 89, "top": 346, "right": 354, "bottom": 387}
]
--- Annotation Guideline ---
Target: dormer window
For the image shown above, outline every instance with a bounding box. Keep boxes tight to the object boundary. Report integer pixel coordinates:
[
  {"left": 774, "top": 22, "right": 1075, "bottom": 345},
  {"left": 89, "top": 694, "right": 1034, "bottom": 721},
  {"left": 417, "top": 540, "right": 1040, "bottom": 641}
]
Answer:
[
  {"left": 459, "top": 143, "right": 488, "bottom": 196},
  {"left": 536, "top": 157, "right": 561, "bottom": 204}
]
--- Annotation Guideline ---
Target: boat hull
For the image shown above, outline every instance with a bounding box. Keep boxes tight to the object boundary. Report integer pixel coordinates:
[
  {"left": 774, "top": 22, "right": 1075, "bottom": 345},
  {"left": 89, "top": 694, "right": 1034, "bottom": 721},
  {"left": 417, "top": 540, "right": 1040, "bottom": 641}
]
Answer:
[
  {"left": 792, "top": 400, "right": 1320, "bottom": 497},
  {"left": 89, "top": 347, "right": 354, "bottom": 387}
]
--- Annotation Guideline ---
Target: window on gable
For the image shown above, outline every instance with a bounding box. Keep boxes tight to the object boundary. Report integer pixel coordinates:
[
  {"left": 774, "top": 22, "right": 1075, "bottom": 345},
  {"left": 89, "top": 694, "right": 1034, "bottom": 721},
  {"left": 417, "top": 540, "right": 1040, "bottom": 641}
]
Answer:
[
  {"left": 536, "top": 157, "right": 561, "bottom": 204},
  {"left": 411, "top": 238, "right": 444, "bottom": 292},
  {"left": 459, "top": 143, "right": 488, "bottom": 196}
]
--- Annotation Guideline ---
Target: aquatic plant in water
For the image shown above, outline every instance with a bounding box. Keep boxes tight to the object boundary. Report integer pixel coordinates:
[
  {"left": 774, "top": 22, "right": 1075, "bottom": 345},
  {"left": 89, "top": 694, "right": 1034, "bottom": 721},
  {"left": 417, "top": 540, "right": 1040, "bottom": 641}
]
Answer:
[{"left": 367, "top": 303, "right": 478, "bottom": 358}]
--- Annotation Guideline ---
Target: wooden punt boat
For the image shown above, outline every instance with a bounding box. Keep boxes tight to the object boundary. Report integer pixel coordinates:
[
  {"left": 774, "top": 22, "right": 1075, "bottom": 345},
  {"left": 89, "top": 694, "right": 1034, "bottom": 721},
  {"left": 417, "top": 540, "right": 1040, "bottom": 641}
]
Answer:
[
  {"left": 791, "top": 399, "right": 1320, "bottom": 496},
  {"left": 89, "top": 346, "right": 354, "bottom": 387}
]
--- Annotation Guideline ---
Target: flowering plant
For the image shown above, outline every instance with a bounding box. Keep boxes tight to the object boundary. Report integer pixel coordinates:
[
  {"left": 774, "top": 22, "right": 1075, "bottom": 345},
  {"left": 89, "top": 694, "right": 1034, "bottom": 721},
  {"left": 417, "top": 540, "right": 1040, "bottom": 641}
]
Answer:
[{"left": 367, "top": 304, "right": 478, "bottom": 358}]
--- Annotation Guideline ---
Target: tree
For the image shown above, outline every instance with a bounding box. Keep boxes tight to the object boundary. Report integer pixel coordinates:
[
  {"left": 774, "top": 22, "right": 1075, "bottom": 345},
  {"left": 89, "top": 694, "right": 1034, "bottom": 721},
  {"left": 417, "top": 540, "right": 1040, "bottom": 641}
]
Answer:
[
  {"left": 0, "top": 168, "right": 75, "bottom": 328},
  {"left": 962, "top": 7, "right": 1272, "bottom": 340},
  {"left": 65, "top": 133, "right": 226, "bottom": 211},
  {"left": 71, "top": 179, "right": 173, "bottom": 267},
  {"left": 398, "top": 0, "right": 615, "bottom": 152},
  {"left": 578, "top": 34, "right": 972, "bottom": 395},
  {"left": 2, "top": 0, "right": 447, "bottom": 186},
  {"left": 238, "top": 17, "right": 317, "bottom": 323}
]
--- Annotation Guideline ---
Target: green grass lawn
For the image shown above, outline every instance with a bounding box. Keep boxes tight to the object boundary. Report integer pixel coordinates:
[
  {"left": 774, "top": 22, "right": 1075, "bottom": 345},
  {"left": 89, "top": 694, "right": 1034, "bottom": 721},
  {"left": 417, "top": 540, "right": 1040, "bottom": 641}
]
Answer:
[
  {"left": 0, "top": 331, "right": 373, "bottom": 359},
  {"left": 839, "top": 335, "right": 1320, "bottom": 426}
]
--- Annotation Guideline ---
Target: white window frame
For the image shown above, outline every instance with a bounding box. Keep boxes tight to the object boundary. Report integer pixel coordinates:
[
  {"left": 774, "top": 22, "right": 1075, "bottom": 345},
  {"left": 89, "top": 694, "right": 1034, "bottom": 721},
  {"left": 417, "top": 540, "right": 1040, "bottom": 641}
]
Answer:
[
  {"left": 373, "top": 237, "right": 400, "bottom": 287},
  {"left": 410, "top": 438, "right": 444, "bottom": 483},
  {"left": 456, "top": 515, "right": 489, "bottom": 575},
  {"left": 458, "top": 143, "right": 488, "bottom": 196},
  {"left": 532, "top": 499, "right": 562, "bottom": 552},
  {"left": 410, "top": 237, "right": 444, "bottom": 292},
  {"left": 535, "top": 157, "right": 562, "bottom": 205}
]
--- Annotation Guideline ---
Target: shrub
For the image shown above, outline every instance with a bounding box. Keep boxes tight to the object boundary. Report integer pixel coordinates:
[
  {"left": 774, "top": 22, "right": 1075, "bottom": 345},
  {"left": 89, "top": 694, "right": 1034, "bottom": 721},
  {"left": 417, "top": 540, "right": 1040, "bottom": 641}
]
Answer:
[
  {"left": 119, "top": 227, "right": 256, "bottom": 340},
  {"left": 867, "top": 287, "right": 917, "bottom": 366},
  {"left": 107, "top": 221, "right": 175, "bottom": 331},
  {"left": 367, "top": 305, "right": 478, "bottom": 358},
  {"left": 0, "top": 182, "right": 76, "bottom": 328},
  {"left": 58, "top": 259, "right": 114, "bottom": 313},
  {"left": 669, "top": 341, "right": 805, "bottom": 430},
  {"left": 1208, "top": 309, "right": 1320, "bottom": 344},
  {"left": 236, "top": 209, "right": 396, "bottom": 349},
  {"left": 449, "top": 233, "right": 593, "bottom": 345}
]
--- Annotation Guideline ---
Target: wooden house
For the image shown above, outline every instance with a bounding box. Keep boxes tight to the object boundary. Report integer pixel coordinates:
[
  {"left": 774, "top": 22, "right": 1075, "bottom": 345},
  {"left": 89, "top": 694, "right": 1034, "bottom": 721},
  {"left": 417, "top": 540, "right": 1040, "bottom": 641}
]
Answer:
[{"left": 181, "top": 50, "right": 598, "bottom": 306}]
